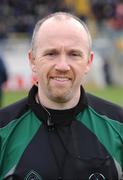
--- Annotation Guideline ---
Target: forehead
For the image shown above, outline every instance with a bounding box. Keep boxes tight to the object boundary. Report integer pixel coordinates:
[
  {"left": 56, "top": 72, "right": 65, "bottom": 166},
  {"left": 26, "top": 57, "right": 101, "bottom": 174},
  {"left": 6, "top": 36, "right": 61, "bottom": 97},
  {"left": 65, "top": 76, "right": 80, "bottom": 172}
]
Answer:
[
  {"left": 35, "top": 16, "right": 89, "bottom": 48},
  {"left": 39, "top": 16, "right": 86, "bottom": 32}
]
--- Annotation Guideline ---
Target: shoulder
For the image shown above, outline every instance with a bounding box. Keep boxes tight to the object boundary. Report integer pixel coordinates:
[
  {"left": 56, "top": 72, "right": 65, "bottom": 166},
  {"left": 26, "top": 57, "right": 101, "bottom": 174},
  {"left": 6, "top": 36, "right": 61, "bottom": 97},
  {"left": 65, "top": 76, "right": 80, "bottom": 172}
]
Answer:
[
  {"left": 0, "top": 97, "right": 29, "bottom": 128},
  {"left": 86, "top": 93, "right": 123, "bottom": 123}
]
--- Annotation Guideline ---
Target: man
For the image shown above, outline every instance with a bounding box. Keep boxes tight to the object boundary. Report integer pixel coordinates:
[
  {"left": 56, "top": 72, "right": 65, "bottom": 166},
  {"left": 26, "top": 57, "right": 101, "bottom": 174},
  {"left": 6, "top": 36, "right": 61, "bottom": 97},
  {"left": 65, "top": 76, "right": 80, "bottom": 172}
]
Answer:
[
  {"left": 0, "top": 12, "right": 123, "bottom": 180},
  {"left": 0, "top": 56, "right": 8, "bottom": 107}
]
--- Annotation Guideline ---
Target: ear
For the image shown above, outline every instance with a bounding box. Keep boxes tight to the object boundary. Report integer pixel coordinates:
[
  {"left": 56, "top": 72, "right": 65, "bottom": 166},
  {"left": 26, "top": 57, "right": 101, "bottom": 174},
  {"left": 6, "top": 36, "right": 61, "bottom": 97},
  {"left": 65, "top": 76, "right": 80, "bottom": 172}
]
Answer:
[
  {"left": 28, "top": 50, "right": 36, "bottom": 73},
  {"left": 28, "top": 50, "right": 38, "bottom": 86},
  {"left": 85, "top": 51, "right": 94, "bottom": 74}
]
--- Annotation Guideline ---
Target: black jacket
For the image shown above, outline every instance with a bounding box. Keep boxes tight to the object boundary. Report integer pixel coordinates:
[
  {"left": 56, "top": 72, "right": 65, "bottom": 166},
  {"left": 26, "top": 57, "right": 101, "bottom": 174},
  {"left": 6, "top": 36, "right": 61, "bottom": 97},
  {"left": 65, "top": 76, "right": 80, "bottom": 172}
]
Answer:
[{"left": 0, "top": 85, "right": 123, "bottom": 180}]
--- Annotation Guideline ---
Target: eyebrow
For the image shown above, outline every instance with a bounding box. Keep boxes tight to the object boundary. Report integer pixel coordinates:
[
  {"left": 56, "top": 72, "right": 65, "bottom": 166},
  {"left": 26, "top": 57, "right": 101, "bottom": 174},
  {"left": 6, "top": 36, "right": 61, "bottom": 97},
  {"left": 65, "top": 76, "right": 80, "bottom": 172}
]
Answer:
[
  {"left": 44, "top": 47, "right": 83, "bottom": 52},
  {"left": 42, "top": 48, "right": 59, "bottom": 54},
  {"left": 42, "top": 47, "right": 84, "bottom": 57},
  {"left": 68, "top": 49, "right": 83, "bottom": 54}
]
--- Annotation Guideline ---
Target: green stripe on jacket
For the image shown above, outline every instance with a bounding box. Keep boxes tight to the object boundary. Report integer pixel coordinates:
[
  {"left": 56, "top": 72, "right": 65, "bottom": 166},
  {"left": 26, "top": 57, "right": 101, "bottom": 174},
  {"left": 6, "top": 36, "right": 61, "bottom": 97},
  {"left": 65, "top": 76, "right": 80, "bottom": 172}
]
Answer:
[
  {"left": 0, "top": 110, "right": 41, "bottom": 179},
  {"left": 77, "top": 106, "right": 123, "bottom": 169}
]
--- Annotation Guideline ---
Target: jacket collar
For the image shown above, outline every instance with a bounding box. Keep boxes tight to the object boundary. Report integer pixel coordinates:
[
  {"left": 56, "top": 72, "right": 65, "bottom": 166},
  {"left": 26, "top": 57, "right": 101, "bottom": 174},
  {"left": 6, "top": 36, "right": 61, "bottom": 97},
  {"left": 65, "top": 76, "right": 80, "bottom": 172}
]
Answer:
[{"left": 28, "top": 85, "right": 88, "bottom": 127}]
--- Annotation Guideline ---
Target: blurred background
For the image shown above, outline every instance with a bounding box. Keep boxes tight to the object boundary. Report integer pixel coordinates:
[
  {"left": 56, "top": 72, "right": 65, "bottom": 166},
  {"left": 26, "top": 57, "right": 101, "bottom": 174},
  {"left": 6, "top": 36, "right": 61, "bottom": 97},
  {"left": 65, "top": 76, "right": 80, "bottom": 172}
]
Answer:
[{"left": 0, "top": 0, "right": 123, "bottom": 107}]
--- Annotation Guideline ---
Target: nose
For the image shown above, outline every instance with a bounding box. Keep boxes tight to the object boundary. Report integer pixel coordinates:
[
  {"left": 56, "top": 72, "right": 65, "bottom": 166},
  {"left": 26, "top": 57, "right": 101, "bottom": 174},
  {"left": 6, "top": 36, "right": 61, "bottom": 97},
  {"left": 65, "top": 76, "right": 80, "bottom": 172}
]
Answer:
[{"left": 55, "top": 55, "right": 70, "bottom": 71}]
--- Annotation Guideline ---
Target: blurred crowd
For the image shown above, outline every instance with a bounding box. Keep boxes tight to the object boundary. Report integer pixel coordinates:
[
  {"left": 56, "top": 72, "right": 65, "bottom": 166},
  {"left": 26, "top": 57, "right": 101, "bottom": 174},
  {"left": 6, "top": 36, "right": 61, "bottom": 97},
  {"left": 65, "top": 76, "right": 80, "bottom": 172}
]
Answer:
[
  {"left": 0, "top": 0, "right": 70, "bottom": 38},
  {"left": 0, "top": 0, "right": 123, "bottom": 36},
  {"left": 0, "top": 0, "right": 123, "bottom": 87}
]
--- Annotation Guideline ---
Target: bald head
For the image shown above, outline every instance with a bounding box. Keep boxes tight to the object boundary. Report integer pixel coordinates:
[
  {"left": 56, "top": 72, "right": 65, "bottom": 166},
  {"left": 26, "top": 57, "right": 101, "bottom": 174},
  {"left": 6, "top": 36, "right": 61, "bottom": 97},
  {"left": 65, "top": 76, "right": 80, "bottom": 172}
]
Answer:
[{"left": 30, "top": 12, "right": 92, "bottom": 56}]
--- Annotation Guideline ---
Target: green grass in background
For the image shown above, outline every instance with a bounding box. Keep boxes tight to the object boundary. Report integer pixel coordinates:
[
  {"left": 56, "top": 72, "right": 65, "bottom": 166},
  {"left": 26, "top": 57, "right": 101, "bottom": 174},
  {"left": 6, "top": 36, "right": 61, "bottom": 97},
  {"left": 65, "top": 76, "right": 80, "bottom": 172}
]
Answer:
[
  {"left": 1, "top": 85, "right": 123, "bottom": 108},
  {"left": 85, "top": 85, "right": 123, "bottom": 107},
  {"left": 2, "top": 90, "right": 28, "bottom": 107}
]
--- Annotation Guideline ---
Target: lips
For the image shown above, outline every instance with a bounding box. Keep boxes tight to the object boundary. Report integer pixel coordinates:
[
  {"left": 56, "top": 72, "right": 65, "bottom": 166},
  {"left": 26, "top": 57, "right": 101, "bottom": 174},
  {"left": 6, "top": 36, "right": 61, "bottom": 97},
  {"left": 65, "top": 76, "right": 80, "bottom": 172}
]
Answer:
[
  {"left": 52, "top": 77, "right": 71, "bottom": 81},
  {"left": 49, "top": 76, "right": 72, "bottom": 86}
]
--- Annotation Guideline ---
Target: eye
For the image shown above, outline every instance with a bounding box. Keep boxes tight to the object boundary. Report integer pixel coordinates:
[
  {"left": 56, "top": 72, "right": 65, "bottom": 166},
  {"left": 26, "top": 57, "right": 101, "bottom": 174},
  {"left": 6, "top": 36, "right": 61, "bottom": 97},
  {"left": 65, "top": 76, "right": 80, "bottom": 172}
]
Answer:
[
  {"left": 46, "top": 52, "right": 55, "bottom": 56},
  {"left": 71, "top": 52, "right": 80, "bottom": 56},
  {"left": 70, "top": 51, "right": 82, "bottom": 58},
  {"left": 44, "top": 50, "right": 58, "bottom": 57}
]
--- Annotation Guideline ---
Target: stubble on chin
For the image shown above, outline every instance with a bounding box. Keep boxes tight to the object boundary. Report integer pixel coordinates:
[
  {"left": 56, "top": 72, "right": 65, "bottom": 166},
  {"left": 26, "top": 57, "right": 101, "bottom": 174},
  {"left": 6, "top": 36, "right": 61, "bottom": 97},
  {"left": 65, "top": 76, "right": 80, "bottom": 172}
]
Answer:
[{"left": 47, "top": 85, "right": 73, "bottom": 103}]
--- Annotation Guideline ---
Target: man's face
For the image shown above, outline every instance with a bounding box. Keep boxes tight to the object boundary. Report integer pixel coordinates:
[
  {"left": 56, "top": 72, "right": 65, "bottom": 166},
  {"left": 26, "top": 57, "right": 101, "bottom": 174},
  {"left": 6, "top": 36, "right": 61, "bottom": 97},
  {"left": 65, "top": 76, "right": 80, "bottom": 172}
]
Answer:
[{"left": 29, "top": 17, "right": 93, "bottom": 105}]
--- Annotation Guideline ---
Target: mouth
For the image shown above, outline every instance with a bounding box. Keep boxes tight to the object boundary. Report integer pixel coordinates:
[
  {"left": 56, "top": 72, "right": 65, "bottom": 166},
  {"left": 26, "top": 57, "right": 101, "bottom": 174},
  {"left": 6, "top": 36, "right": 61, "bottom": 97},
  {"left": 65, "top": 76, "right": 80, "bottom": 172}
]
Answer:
[
  {"left": 49, "top": 76, "right": 72, "bottom": 86},
  {"left": 51, "top": 77, "right": 71, "bottom": 81}
]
